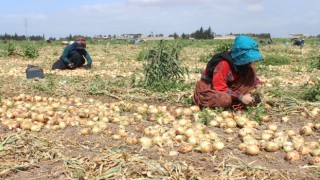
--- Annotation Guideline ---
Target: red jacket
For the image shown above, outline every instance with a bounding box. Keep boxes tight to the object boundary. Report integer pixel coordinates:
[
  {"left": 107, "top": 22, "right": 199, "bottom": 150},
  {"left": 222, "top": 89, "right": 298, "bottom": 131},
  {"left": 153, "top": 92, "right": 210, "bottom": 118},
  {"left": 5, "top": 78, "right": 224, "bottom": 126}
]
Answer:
[{"left": 203, "top": 61, "right": 260, "bottom": 101}]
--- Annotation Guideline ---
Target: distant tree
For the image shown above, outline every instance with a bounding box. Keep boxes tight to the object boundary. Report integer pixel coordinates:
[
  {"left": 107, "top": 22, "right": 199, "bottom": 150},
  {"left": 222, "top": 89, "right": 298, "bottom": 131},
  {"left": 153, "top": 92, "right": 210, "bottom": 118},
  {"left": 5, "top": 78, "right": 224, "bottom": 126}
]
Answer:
[
  {"left": 190, "top": 26, "right": 215, "bottom": 39},
  {"left": 181, "top": 33, "right": 189, "bottom": 39},
  {"left": 67, "top": 34, "right": 73, "bottom": 40},
  {"left": 168, "top": 32, "right": 179, "bottom": 39}
]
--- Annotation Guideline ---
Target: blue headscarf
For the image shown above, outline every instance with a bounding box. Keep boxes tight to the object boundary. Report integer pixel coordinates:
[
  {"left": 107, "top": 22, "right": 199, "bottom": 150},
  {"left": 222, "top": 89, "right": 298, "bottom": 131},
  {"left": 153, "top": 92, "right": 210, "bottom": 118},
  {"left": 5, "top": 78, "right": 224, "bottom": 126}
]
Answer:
[{"left": 231, "top": 35, "right": 264, "bottom": 65}]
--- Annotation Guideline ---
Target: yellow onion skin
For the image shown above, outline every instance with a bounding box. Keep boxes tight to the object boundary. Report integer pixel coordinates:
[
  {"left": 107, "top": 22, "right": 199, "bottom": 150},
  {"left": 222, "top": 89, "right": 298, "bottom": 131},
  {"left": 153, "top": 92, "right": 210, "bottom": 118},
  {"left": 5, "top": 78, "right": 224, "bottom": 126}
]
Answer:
[
  {"left": 212, "top": 142, "right": 225, "bottom": 151},
  {"left": 285, "top": 151, "right": 300, "bottom": 161},
  {"left": 265, "top": 142, "right": 279, "bottom": 152},
  {"left": 245, "top": 145, "right": 260, "bottom": 156},
  {"left": 198, "top": 141, "right": 213, "bottom": 153},
  {"left": 309, "top": 157, "right": 320, "bottom": 165},
  {"left": 178, "top": 143, "right": 193, "bottom": 154}
]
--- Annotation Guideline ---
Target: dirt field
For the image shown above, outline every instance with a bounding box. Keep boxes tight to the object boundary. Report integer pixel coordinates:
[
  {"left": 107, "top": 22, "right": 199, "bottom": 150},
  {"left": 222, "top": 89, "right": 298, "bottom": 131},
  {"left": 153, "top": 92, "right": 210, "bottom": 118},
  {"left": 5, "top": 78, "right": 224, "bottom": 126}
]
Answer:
[{"left": 0, "top": 40, "right": 319, "bottom": 179}]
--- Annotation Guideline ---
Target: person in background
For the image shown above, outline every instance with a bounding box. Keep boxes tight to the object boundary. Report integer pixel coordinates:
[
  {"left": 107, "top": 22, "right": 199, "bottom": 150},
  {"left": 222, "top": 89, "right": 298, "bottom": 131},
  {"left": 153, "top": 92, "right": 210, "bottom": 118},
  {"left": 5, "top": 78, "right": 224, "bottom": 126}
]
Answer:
[
  {"left": 52, "top": 37, "right": 92, "bottom": 70},
  {"left": 193, "top": 35, "right": 264, "bottom": 111}
]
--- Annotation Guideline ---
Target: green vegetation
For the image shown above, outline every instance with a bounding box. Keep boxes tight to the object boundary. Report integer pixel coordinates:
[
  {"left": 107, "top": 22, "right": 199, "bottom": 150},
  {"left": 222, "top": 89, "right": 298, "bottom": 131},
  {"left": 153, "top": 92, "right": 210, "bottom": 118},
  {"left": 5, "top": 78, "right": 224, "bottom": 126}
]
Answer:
[
  {"left": 259, "top": 54, "right": 291, "bottom": 66},
  {"left": 304, "top": 78, "right": 320, "bottom": 102},
  {"left": 32, "top": 74, "right": 55, "bottom": 94},
  {"left": 141, "top": 40, "right": 188, "bottom": 89},
  {"left": 24, "top": 44, "right": 39, "bottom": 58}
]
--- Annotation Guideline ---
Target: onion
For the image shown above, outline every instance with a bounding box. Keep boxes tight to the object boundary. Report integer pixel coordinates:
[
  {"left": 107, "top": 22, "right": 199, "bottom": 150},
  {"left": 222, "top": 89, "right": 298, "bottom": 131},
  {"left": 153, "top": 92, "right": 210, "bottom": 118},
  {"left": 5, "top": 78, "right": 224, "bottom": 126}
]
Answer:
[
  {"left": 169, "top": 151, "right": 179, "bottom": 156},
  {"left": 174, "top": 135, "right": 186, "bottom": 143},
  {"left": 258, "top": 140, "right": 267, "bottom": 149},
  {"left": 283, "top": 142, "right": 294, "bottom": 152},
  {"left": 238, "top": 143, "right": 247, "bottom": 151},
  {"left": 306, "top": 141, "right": 319, "bottom": 150},
  {"left": 194, "top": 123, "right": 206, "bottom": 131},
  {"left": 238, "top": 127, "right": 254, "bottom": 137},
  {"left": 182, "top": 107, "right": 193, "bottom": 116},
  {"left": 51, "top": 125, "right": 60, "bottom": 131},
  {"left": 59, "top": 121, "right": 67, "bottom": 129},
  {"left": 267, "top": 123, "right": 278, "bottom": 131},
  {"left": 234, "top": 115, "right": 248, "bottom": 127},
  {"left": 281, "top": 116, "right": 289, "bottom": 123},
  {"left": 20, "top": 121, "right": 32, "bottom": 130},
  {"left": 245, "top": 144, "right": 260, "bottom": 156},
  {"left": 224, "top": 128, "right": 234, "bottom": 134},
  {"left": 125, "top": 135, "right": 139, "bottom": 145},
  {"left": 209, "top": 120, "right": 219, "bottom": 127},
  {"left": 260, "top": 115, "right": 270, "bottom": 122},
  {"left": 213, "top": 116, "right": 224, "bottom": 123},
  {"left": 265, "top": 142, "right": 279, "bottom": 152},
  {"left": 298, "top": 146, "right": 311, "bottom": 156},
  {"left": 91, "top": 126, "right": 102, "bottom": 134},
  {"left": 311, "top": 148, "right": 320, "bottom": 157},
  {"left": 35, "top": 114, "right": 49, "bottom": 123},
  {"left": 6, "top": 121, "right": 20, "bottom": 130},
  {"left": 212, "top": 141, "right": 224, "bottom": 151},
  {"left": 285, "top": 151, "right": 300, "bottom": 161},
  {"left": 219, "top": 122, "right": 226, "bottom": 128},
  {"left": 173, "top": 108, "right": 183, "bottom": 117},
  {"left": 177, "top": 119, "right": 190, "bottom": 126},
  {"left": 307, "top": 122, "right": 315, "bottom": 129},
  {"left": 261, "top": 132, "right": 273, "bottom": 141},
  {"left": 244, "top": 121, "right": 259, "bottom": 128},
  {"left": 30, "top": 124, "right": 42, "bottom": 132},
  {"left": 178, "top": 143, "right": 193, "bottom": 153},
  {"left": 81, "top": 128, "right": 91, "bottom": 135},
  {"left": 198, "top": 141, "right": 213, "bottom": 153},
  {"left": 117, "top": 129, "right": 128, "bottom": 137},
  {"left": 309, "top": 157, "right": 320, "bottom": 165},
  {"left": 188, "top": 136, "right": 199, "bottom": 145},
  {"left": 86, "top": 120, "right": 95, "bottom": 127},
  {"left": 300, "top": 126, "right": 313, "bottom": 136},
  {"left": 310, "top": 110, "right": 318, "bottom": 118},
  {"left": 184, "top": 128, "right": 196, "bottom": 137},
  {"left": 152, "top": 136, "right": 164, "bottom": 146},
  {"left": 286, "top": 130, "right": 296, "bottom": 136},
  {"left": 243, "top": 136, "right": 258, "bottom": 145},
  {"left": 207, "top": 131, "right": 218, "bottom": 140},
  {"left": 221, "top": 111, "right": 232, "bottom": 118},
  {"left": 112, "top": 134, "right": 122, "bottom": 140},
  {"left": 139, "top": 137, "right": 153, "bottom": 148},
  {"left": 225, "top": 118, "right": 237, "bottom": 128}
]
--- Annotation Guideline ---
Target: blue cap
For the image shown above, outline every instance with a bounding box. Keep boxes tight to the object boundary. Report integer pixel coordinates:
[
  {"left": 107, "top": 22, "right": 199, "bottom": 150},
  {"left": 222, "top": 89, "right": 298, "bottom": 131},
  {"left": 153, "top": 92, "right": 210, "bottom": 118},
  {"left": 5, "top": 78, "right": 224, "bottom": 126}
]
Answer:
[{"left": 231, "top": 35, "right": 264, "bottom": 65}]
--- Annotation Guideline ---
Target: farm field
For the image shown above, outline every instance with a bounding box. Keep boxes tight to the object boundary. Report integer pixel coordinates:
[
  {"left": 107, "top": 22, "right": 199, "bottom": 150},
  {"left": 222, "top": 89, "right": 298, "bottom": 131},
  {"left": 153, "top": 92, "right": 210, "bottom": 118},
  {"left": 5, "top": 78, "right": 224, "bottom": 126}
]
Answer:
[{"left": 0, "top": 39, "right": 320, "bottom": 179}]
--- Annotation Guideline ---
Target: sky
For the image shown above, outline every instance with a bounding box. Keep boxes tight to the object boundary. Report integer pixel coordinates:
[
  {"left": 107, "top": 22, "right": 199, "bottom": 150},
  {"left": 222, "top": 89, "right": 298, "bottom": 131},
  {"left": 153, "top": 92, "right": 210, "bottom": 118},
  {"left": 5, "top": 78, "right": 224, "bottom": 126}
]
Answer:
[{"left": 0, "top": 0, "right": 319, "bottom": 39}]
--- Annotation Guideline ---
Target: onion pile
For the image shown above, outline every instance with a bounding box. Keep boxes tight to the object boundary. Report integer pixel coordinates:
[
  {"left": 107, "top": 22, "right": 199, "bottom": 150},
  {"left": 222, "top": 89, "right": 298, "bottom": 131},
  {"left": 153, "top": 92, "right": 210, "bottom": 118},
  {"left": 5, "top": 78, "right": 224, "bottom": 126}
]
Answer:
[{"left": 1, "top": 94, "right": 319, "bottom": 161}]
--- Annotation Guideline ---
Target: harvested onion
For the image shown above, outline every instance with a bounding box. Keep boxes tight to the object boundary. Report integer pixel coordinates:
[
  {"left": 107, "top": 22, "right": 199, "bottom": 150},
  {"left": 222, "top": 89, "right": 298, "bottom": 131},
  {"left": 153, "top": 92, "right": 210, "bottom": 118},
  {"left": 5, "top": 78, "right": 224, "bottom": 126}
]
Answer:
[
  {"left": 178, "top": 143, "right": 193, "bottom": 154},
  {"left": 245, "top": 144, "right": 260, "bottom": 156},
  {"left": 285, "top": 151, "right": 300, "bottom": 161}
]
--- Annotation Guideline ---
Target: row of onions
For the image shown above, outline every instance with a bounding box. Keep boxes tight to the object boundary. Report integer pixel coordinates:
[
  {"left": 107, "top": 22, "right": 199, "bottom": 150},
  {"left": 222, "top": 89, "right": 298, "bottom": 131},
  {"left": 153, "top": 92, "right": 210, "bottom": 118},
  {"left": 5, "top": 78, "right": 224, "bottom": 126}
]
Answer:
[{"left": 0, "top": 94, "right": 319, "bottom": 165}]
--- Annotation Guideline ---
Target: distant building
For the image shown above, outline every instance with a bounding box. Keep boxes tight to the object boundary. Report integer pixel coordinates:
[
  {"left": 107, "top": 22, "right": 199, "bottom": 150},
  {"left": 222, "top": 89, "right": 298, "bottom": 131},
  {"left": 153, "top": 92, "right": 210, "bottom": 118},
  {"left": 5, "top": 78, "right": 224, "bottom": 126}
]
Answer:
[
  {"left": 214, "top": 35, "right": 236, "bottom": 40},
  {"left": 141, "top": 37, "right": 175, "bottom": 41}
]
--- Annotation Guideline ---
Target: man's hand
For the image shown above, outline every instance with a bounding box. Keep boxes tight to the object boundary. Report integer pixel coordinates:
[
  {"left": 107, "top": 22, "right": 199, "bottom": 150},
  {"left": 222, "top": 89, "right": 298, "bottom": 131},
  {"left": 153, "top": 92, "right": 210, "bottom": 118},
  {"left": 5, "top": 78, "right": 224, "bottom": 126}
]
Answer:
[
  {"left": 241, "top": 94, "right": 254, "bottom": 105},
  {"left": 67, "top": 63, "right": 74, "bottom": 69},
  {"left": 84, "top": 64, "right": 91, "bottom": 70}
]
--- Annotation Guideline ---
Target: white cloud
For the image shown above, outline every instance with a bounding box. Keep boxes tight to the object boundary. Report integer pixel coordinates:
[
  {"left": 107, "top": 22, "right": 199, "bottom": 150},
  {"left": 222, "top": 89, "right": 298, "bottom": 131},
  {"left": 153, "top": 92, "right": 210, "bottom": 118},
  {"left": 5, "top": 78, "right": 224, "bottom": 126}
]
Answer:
[
  {"left": 1, "top": 0, "right": 318, "bottom": 38},
  {"left": 245, "top": 4, "right": 263, "bottom": 12}
]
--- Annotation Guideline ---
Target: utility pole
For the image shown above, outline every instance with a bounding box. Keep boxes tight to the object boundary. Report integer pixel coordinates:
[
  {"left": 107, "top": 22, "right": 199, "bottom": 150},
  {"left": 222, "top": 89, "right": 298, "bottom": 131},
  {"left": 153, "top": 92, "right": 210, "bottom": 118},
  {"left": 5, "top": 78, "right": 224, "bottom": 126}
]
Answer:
[{"left": 25, "top": 18, "right": 29, "bottom": 41}]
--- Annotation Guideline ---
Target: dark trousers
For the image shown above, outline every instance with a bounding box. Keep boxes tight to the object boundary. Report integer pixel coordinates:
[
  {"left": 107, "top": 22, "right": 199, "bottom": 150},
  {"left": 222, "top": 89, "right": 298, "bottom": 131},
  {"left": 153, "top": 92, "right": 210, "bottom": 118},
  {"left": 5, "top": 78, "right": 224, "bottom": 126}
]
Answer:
[{"left": 52, "top": 52, "right": 85, "bottom": 70}]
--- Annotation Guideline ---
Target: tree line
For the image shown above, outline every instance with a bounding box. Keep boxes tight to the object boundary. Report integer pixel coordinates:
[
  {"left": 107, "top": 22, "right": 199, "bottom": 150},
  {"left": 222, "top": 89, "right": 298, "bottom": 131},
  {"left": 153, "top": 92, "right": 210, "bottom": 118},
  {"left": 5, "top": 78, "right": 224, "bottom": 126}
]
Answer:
[{"left": 0, "top": 33, "right": 45, "bottom": 41}]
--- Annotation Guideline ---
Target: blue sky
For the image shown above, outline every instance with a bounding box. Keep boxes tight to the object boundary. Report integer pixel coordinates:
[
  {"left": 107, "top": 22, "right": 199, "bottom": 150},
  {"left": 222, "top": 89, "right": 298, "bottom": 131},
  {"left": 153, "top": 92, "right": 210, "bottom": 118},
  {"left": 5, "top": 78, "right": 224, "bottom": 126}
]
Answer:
[{"left": 0, "top": 0, "right": 319, "bottom": 38}]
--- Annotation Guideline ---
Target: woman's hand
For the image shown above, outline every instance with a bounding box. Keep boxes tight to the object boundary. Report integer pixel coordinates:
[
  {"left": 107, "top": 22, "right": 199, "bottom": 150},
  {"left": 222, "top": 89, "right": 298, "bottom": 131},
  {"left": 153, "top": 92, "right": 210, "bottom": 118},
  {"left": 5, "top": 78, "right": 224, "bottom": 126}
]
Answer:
[{"left": 241, "top": 94, "right": 254, "bottom": 105}]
